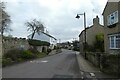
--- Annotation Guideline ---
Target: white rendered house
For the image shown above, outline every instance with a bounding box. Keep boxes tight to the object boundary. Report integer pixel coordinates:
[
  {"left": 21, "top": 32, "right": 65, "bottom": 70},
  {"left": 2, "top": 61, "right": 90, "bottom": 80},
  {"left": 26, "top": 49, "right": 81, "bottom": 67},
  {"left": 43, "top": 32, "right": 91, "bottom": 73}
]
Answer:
[{"left": 27, "top": 32, "right": 57, "bottom": 49}]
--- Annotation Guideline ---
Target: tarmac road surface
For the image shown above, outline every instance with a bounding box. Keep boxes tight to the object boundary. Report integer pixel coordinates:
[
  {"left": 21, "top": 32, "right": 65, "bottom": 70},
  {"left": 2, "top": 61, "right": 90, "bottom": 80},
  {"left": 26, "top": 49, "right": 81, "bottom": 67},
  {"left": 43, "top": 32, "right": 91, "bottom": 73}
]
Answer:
[{"left": 2, "top": 49, "right": 81, "bottom": 78}]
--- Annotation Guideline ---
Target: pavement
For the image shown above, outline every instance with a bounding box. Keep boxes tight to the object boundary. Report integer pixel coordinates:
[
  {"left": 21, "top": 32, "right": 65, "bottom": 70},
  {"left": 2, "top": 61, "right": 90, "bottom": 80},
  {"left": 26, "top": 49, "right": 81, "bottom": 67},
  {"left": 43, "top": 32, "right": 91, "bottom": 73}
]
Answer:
[{"left": 76, "top": 51, "right": 120, "bottom": 79}]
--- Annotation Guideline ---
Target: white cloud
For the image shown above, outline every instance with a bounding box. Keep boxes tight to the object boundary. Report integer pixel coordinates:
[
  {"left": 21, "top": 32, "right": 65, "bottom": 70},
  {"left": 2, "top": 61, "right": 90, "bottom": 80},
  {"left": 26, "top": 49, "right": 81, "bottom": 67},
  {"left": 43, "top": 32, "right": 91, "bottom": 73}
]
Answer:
[{"left": 3, "top": 0, "right": 108, "bottom": 42}]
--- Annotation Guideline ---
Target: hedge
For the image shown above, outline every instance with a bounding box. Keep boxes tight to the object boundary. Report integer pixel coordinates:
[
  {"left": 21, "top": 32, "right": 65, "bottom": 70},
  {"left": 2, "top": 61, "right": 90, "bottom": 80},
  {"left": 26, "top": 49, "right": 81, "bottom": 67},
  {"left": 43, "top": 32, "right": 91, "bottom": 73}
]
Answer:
[{"left": 28, "top": 39, "right": 50, "bottom": 46}]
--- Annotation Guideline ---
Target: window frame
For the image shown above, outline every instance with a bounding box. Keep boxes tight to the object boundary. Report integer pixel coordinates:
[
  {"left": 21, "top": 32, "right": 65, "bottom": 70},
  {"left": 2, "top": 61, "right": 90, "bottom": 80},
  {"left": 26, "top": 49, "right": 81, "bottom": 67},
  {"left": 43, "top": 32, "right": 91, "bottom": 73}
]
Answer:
[{"left": 109, "top": 34, "right": 120, "bottom": 49}]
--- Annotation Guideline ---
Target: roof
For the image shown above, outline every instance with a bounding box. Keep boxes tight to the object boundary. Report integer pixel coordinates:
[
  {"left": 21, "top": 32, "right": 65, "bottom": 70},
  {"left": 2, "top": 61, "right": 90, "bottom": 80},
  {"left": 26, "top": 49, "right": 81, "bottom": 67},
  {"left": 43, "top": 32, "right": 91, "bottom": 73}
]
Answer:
[
  {"left": 41, "top": 32, "right": 57, "bottom": 40},
  {"left": 102, "top": 2, "right": 108, "bottom": 15},
  {"left": 27, "top": 31, "right": 57, "bottom": 40},
  {"left": 79, "top": 24, "right": 103, "bottom": 37},
  {"left": 102, "top": 0, "right": 120, "bottom": 15},
  {"left": 79, "top": 28, "right": 89, "bottom": 37}
]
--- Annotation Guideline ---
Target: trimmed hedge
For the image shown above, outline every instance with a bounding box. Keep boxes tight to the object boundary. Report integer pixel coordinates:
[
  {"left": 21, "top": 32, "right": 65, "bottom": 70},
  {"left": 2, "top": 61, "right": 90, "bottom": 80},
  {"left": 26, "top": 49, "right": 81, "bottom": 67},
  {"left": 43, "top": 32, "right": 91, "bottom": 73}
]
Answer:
[{"left": 28, "top": 39, "right": 50, "bottom": 46}]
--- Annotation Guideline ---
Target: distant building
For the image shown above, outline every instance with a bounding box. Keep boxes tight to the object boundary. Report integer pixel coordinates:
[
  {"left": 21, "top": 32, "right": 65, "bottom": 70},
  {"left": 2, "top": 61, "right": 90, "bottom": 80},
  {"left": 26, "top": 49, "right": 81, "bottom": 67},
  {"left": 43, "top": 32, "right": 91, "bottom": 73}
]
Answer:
[
  {"left": 79, "top": 16, "right": 104, "bottom": 53},
  {"left": 102, "top": 0, "right": 120, "bottom": 54},
  {"left": 27, "top": 32, "right": 57, "bottom": 49}
]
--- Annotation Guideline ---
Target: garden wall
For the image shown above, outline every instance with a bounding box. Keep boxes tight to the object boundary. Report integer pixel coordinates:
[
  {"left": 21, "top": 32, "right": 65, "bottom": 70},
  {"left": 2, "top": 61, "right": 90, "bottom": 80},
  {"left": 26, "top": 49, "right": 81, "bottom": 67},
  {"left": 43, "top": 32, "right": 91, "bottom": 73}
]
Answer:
[
  {"left": 86, "top": 52, "right": 120, "bottom": 75},
  {"left": 3, "top": 37, "right": 29, "bottom": 54}
]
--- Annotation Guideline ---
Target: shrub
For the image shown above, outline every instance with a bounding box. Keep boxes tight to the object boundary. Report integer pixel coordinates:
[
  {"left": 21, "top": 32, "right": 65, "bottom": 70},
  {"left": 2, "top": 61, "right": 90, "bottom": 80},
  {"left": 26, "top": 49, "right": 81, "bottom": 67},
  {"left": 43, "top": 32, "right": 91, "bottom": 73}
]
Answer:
[
  {"left": 3, "top": 49, "right": 22, "bottom": 61},
  {"left": 94, "top": 33, "right": 104, "bottom": 52},
  {"left": 21, "top": 50, "right": 36, "bottom": 59},
  {"left": 3, "top": 49, "right": 36, "bottom": 63},
  {"left": 28, "top": 48, "right": 39, "bottom": 54},
  {"left": 2, "top": 58, "right": 13, "bottom": 67}
]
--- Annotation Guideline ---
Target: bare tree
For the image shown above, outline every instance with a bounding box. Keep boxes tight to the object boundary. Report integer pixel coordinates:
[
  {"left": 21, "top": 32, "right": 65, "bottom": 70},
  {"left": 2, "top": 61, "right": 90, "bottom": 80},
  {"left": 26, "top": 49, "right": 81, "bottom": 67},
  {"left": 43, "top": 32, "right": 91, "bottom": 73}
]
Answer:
[
  {"left": 0, "top": 2, "right": 12, "bottom": 37},
  {"left": 25, "top": 19, "right": 45, "bottom": 39}
]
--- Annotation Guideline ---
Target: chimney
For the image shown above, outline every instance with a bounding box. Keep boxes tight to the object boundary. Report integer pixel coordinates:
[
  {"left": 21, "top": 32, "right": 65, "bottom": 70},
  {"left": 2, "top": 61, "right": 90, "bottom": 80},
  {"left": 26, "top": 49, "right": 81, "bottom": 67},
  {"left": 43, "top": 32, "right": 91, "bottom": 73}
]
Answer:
[{"left": 93, "top": 15, "right": 99, "bottom": 25}]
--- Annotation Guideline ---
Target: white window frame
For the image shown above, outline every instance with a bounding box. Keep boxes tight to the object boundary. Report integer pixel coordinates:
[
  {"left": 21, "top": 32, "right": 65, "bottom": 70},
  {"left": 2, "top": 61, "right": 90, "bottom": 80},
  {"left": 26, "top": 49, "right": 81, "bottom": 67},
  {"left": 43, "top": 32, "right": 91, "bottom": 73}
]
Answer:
[
  {"left": 107, "top": 10, "right": 119, "bottom": 26},
  {"left": 109, "top": 34, "right": 120, "bottom": 49}
]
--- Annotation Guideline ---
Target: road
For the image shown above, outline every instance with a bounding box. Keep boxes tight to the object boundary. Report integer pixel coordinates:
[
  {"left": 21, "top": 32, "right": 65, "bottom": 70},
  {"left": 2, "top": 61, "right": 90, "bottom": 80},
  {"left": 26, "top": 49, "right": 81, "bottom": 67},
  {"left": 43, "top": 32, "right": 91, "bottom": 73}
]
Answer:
[{"left": 2, "top": 49, "right": 81, "bottom": 78}]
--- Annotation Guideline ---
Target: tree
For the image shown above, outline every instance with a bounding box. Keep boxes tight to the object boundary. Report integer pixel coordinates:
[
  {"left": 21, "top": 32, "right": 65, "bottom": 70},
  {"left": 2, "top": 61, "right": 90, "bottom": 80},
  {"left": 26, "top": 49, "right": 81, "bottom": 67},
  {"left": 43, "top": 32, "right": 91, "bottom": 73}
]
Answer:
[
  {"left": 0, "top": 2, "right": 12, "bottom": 37},
  {"left": 25, "top": 19, "right": 44, "bottom": 39}
]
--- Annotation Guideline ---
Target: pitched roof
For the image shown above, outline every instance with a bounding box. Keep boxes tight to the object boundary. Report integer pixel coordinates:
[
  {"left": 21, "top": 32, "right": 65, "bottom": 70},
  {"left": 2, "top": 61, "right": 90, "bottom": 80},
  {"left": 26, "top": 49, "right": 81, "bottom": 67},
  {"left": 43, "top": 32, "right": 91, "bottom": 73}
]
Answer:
[
  {"left": 102, "top": 0, "right": 120, "bottom": 15},
  {"left": 27, "top": 31, "right": 57, "bottom": 40},
  {"left": 41, "top": 32, "right": 57, "bottom": 40}
]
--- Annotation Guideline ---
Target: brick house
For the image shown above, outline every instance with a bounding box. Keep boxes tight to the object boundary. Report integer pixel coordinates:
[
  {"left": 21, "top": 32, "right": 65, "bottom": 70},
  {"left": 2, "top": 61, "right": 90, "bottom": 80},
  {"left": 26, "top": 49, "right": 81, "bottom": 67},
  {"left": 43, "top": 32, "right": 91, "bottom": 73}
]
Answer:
[
  {"left": 79, "top": 16, "right": 104, "bottom": 53},
  {"left": 102, "top": 0, "right": 120, "bottom": 54}
]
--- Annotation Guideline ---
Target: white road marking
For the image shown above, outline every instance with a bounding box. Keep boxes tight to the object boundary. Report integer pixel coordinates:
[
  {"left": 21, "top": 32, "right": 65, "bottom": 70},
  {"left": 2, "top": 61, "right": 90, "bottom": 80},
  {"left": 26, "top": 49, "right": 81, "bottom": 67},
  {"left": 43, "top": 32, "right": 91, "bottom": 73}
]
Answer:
[
  {"left": 30, "top": 60, "right": 48, "bottom": 63},
  {"left": 41, "top": 60, "right": 48, "bottom": 63},
  {"left": 90, "top": 73, "right": 95, "bottom": 77}
]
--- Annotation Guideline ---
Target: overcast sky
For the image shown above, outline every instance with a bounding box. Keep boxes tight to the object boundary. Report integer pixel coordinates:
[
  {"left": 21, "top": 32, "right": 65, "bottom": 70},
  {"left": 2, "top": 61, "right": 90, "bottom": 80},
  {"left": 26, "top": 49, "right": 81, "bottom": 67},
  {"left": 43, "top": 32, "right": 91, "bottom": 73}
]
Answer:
[{"left": 3, "top": 0, "right": 107, "bottom": 42}]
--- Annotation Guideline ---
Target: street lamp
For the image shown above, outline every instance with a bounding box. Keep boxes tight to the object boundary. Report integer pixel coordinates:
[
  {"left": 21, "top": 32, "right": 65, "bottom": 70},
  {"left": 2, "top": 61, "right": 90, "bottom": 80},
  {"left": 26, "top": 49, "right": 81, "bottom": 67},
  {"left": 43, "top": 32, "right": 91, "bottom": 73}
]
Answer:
[{"left": 75, "top": 12, "right": 87, "bottom": 59}]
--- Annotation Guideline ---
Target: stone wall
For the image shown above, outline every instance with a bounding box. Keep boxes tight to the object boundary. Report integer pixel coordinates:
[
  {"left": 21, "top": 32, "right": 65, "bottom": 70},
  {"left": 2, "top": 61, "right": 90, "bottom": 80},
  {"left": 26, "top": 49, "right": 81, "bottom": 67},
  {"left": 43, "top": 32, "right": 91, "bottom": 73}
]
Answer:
[
  {"left": 2, "top": 36, "right": 50, "bottom": 55},
  {"left": 3, "top": 37, "right": 29, "bottom": 54},
  {"left": 86, "top": 52, "right": 101, "bottom": 67},
  {"left": 86, "top": 52, "right": 120, "bottom": 74}
]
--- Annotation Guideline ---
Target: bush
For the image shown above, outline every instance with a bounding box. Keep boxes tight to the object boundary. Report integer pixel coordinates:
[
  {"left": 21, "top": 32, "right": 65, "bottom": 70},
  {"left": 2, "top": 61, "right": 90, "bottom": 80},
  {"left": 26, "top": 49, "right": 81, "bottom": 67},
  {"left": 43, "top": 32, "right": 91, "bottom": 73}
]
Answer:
[
  {"left": 2, "top": 48, "right": 48, "bottom": 67},
  {"left": 28, "top": 48, "right": 39, "bottom": 54},
  {"left": 3, "top": 49, "right": 22, "bottom": 61},
  {"left": 2, "top": 58, "right": 13, "bottom": 67},
  {"left": 21, "top": 50, "right": 36, "bottom": 59},
  {"left": 2, "top": 49, "right": 36, "bottom": 66}
]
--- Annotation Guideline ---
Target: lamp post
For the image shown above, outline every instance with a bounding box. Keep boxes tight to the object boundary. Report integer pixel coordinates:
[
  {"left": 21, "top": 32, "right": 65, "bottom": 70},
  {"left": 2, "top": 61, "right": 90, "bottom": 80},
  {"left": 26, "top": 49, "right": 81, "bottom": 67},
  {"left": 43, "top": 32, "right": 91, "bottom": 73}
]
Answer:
[{"left": 75, "top": 12, "right": 87, "bottom": 59}]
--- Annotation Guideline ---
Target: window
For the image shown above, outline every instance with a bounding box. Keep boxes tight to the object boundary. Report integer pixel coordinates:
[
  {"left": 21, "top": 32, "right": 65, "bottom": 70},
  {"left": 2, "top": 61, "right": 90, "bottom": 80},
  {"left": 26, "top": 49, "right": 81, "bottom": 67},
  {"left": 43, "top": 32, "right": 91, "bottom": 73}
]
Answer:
[
  {"left": 107, "top": 11, "right": 119, "bottom": 26},
  {"left": 116, "top": 35, "right": 120, "bottom": 48},
  {"left": 109, "top": 34, "right": 120, "bottom": 49},
  {"left": 110, "top": 36, "right": 114, "bottom": 48}
]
